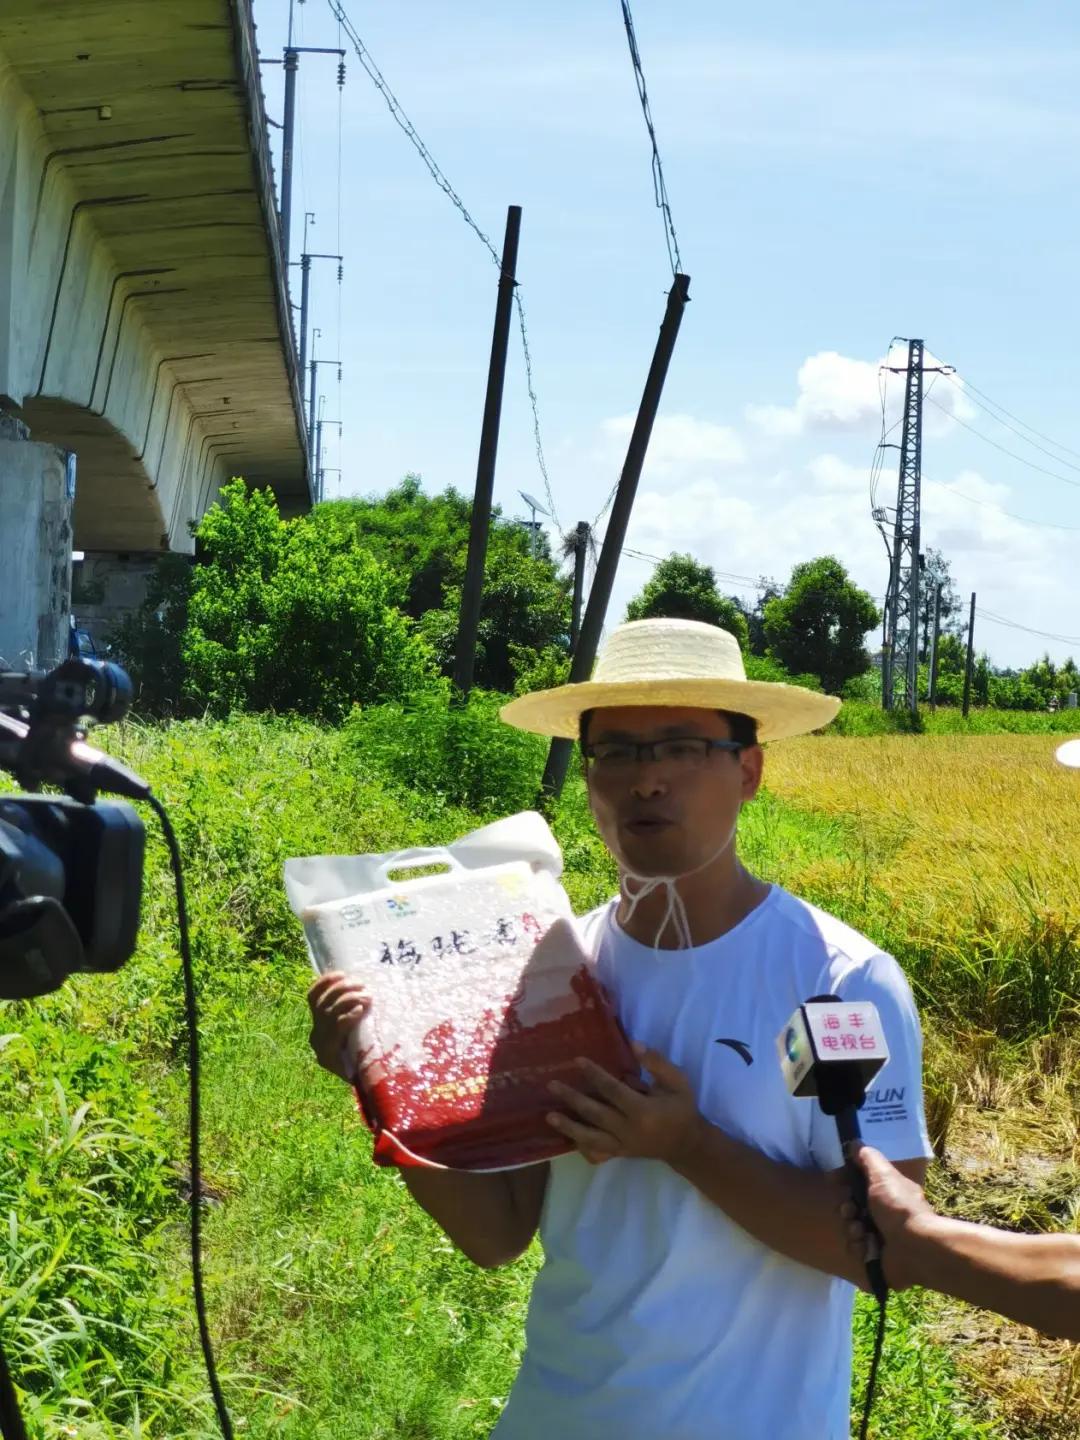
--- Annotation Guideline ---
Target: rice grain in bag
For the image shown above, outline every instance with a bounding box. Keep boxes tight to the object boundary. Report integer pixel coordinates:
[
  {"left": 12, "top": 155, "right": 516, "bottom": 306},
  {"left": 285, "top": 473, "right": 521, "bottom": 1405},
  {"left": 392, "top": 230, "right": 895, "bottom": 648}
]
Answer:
[{"left": 285, "top": 811, "right": 636, "bottom": 1171}]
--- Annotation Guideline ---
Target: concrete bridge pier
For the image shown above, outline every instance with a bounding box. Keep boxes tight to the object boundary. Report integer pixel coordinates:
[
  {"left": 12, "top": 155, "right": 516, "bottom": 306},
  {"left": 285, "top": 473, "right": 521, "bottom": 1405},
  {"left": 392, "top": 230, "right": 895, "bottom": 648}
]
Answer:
[{"left": 0, "top": 413, "right": 73, "bottom": 669}]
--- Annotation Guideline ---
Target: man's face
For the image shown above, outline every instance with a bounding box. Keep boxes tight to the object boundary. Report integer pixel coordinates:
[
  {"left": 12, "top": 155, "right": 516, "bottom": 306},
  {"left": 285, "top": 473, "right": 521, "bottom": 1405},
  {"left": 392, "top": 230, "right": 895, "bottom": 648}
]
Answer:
[{"left": 584, "top": 705, "right": 764, "bottom": 878}]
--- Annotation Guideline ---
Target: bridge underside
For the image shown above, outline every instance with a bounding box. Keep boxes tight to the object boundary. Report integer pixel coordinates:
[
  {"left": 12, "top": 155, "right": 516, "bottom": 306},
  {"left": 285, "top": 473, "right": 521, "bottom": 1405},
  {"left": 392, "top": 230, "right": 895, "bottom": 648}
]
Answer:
[{"left": 0, "top": 0, "right": 309, "bottom": 557}]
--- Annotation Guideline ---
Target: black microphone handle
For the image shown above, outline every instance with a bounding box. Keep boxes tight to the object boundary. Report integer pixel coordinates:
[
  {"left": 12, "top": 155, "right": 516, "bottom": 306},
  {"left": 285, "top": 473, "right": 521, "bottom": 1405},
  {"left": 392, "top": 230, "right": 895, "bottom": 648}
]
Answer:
[{"left": 835, "top": 1105, "right": 888, "bottom": 1305}]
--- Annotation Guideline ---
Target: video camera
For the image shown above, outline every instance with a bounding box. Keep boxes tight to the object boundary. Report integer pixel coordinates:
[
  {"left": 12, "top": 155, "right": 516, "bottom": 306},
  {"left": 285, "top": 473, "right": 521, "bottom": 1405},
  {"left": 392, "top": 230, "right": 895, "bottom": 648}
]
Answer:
[{"left": 0, "top": 657, "right": 149, "bottom": 1000}]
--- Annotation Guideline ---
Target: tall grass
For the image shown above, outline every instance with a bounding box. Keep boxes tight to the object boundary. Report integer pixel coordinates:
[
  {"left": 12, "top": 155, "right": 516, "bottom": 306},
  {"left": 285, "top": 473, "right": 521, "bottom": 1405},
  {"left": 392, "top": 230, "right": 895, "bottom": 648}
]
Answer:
[{"left": 762, "top": 734, "right": 1080, "bottom": 1036}]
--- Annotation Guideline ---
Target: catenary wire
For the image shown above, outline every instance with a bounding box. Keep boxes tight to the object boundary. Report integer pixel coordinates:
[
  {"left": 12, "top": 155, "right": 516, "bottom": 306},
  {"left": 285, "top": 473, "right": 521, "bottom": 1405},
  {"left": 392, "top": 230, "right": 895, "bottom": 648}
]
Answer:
[
  {"left": 618, "top": 0, "right": 683, "bottom": 277},
  {"left": 324, "top": 0, "right": 560, "bottom": 526}
]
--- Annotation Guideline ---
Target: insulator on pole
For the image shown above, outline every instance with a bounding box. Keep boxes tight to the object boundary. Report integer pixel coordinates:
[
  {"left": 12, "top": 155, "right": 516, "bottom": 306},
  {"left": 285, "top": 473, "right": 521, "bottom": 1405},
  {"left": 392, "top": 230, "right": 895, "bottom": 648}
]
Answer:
[{"left": 338, "top": 61, "right": 346, "bottom": 88}]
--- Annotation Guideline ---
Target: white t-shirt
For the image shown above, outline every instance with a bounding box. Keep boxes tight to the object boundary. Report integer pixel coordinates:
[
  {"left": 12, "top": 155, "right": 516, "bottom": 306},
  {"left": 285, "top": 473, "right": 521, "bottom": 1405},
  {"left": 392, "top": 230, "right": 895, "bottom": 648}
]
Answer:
[{"left": 493, "top": 884, "right": 933, "bottom": 1440}]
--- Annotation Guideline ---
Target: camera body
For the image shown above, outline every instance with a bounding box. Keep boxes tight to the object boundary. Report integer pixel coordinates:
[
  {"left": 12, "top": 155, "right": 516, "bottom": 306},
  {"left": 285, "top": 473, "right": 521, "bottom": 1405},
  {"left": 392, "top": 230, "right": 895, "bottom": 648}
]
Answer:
[
  {"left": 0, "top": 795, "right": 144, "bottom": 998},
  {"left": 0, "top": 658, "right": 147, "bottom": 999}
]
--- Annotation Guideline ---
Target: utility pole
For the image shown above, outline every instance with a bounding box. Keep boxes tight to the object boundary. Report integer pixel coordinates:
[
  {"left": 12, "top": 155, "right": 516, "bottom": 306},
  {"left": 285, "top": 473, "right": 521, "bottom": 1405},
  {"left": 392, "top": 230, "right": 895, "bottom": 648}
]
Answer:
[
  {"left": 881, "top": 340, "right": 952, "bottom": 715},
  {"left": 307, "top": 329, "right": 320, "bottom": 467},
  {"left": 453, "top": 206, "right": 522, "bottom": 695},
  {"left": 315, "top": 416, "right": 324, "bottom": 503},
  {"left": 962, "top": 591, "right": 976, "bottom": 718},
  {"left": 539, "top": 273, "right": 691, "bottom": 805},
  {"left": 298, "top": 251, "right": 342, "bottom": 412},
  {"left": 570, "top": 520, "right": 590, "bottom": 652},
  {"left": 928, "top": 580, "right": 942, "bottom": 712},
  {"left": 279, "top": 43, "right": 346, "bottom": 265}
]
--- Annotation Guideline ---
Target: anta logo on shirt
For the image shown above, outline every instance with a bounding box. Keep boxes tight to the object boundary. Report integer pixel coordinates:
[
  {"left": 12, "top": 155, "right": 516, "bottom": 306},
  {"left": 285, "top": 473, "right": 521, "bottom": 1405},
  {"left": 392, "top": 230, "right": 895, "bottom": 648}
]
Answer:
[{"left": 714, "top": 1038, "right": 754, "bottom": 1066}]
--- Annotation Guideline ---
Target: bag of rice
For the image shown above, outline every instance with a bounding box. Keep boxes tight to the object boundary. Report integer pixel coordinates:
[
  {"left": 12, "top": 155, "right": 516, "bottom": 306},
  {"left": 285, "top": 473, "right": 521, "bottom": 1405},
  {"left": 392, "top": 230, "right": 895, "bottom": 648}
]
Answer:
[{"left": 285, "top": 811, "right": 636, "bottom": 1171}]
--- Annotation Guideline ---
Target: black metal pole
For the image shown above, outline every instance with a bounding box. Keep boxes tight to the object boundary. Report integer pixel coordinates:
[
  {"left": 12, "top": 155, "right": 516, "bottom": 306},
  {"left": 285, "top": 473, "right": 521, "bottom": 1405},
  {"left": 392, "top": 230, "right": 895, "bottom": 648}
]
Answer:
[
  {"left": 538, "top": 273, "right": 691, "bottom": 804},
  {"left": 962, "top": 591, "right": 976, "bottom": 718},
  {"left": 307, "top": 356, "right": 318, "bottom": 468},
  {"left": 280, "top": 48, "right": 299, "bottom": 263},
  {"left": 298, "top": 252, "right": 311, "bottom": 389},
  {"left": 928, "top": 581, "right": 942, "bottom": 712},
  {"left": 315, "top": 417, "right": 324, "bottom": 503},
  {"left": 570, "top": 520, "right": 589, "bottom": 652},
  {"left": 452, "top": 205, "right": 522, "bottom": 695}
]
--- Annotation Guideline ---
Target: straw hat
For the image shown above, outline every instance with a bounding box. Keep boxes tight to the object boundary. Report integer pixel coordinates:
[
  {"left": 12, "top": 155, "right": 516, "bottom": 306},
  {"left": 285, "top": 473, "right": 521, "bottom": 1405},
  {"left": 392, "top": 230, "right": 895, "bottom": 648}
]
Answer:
[
  {"left": 500, "top": 618, "right": 841, "bottom": 743},
  {"left": 1056, "top": 738, "right": 1080, "bottom": 768}
]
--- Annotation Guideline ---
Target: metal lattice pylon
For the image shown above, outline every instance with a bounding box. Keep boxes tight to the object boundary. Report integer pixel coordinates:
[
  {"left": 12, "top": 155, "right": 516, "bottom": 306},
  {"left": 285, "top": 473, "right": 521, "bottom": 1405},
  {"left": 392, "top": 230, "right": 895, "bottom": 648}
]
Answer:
[{"left": 883, "top": 339, "right": 924, "bottom": 713}]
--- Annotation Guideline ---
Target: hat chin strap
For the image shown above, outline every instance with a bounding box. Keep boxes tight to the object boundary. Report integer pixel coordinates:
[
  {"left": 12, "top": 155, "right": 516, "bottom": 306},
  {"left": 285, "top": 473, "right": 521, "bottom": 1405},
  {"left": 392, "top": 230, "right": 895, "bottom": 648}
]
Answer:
[{"left": 619, "top": 821, "right": 738, "bottom": 953}]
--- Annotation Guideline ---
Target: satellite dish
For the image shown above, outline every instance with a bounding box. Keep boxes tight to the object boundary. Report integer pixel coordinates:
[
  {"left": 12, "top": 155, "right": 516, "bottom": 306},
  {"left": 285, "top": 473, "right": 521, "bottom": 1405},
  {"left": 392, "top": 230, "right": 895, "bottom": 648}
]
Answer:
[{"left": 519, "top": 490, "right": 550, "bottom": 519}]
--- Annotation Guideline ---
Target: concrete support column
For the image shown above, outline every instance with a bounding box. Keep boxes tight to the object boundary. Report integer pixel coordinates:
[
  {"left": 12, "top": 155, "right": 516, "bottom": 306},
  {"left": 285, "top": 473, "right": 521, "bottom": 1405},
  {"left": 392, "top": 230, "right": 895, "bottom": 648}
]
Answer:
[{"left": 0, "top": 414, "right": 73, "bottom": 668}]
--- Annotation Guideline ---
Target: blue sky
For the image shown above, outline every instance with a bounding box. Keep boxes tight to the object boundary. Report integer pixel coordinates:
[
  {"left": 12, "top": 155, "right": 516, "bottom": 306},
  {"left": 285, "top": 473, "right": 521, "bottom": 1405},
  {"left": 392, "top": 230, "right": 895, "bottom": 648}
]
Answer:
[{"left": 253, "top": 0, "right": 1080, "bottom": 670}]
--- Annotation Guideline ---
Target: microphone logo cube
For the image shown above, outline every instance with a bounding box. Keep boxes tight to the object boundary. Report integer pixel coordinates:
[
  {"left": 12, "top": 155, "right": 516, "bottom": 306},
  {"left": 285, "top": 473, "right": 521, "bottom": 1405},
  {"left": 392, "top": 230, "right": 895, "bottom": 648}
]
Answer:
[{"left": 776, "top": 1000, "right": 890, "bottom": 1100}]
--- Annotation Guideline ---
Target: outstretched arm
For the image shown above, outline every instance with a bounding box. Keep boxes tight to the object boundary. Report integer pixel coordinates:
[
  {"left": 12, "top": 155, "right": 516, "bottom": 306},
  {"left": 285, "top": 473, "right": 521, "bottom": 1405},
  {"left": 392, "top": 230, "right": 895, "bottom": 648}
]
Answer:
[{"left": 844, "top": 1146, "right": 1080, "bottom": 1341}]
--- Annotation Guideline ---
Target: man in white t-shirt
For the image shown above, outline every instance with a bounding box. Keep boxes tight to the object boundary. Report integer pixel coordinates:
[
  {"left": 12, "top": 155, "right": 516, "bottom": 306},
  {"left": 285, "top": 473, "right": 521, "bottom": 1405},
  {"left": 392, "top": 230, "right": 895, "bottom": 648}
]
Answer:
[{"left": 309, "top": 619, "right": 933, "bottom": 1439}]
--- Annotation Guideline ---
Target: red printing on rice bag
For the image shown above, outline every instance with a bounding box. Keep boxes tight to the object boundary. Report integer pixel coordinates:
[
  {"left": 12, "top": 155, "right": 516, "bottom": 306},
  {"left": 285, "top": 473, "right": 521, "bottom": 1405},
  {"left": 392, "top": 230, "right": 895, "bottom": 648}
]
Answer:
[
  {"left": 357, "top": 951, "right": 636, "bottom": 1170},
  {"left": 305, "top": 873, "right": 636, "bottom": 1170}
]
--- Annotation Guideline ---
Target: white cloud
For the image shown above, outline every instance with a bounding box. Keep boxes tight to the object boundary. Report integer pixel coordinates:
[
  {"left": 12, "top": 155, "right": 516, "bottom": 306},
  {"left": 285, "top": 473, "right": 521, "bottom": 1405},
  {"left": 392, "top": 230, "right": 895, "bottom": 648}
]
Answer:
[
  {"left": 746, "top": 348, "right": 975, "bottom": 440},
  {"left": 601, "top": 413, "right": 746, "bottom": 473},
  {"left": 579, "top": 345, "right": 1074, "bottom": 668}
]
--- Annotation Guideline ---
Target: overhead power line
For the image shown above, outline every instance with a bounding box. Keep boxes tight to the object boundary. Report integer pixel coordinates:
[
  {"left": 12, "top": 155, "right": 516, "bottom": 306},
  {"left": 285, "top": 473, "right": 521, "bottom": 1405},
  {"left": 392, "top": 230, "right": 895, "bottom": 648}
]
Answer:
[
  {"left": 925, "top": 477, "right": 1080, "bottom": 533},
  {"left": 618, "top": 0, "right": 683, "bottom": 277},
  {"left": 925, "top": 393, "right": 1080, "bottom": 492},
  {"left": 975, "top": 608, "right": 1080, "bottom": 648},
  {"left": 324, "top": 0, "right": 561, "bottom": 531},
  {"left": 943, "top": 370, "right": 1080, "bottom": 468}
]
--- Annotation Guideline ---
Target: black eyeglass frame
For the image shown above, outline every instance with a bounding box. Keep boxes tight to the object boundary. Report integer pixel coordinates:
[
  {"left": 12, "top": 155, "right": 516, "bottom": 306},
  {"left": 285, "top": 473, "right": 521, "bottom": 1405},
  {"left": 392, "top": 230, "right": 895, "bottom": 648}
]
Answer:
[{"left": 582, "top": 737, "right": 747, "bottom": 767}]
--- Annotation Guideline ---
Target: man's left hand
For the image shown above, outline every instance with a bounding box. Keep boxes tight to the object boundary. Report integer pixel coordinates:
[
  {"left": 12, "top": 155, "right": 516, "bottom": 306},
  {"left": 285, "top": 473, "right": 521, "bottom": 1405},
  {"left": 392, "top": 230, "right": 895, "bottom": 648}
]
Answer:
[{"left": 546, "top": 1043, "right": 704, "bottom": 1166}]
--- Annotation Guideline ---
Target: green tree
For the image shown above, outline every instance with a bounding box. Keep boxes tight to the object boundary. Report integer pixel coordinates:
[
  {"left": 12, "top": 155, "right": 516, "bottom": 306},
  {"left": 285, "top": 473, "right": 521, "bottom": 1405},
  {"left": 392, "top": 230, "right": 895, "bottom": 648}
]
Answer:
[
  {"left": 182, "top": 481, "right": 437, "bottom": 720},
  {"left": 330, "top": 477, "right": 571, "bottom": 691},
  {"left": 918, "top": 548, "right": 963, "bottom": 660},
  {"left": 625, "top": 553, "right": 750, "bottom": 649},
  {"left": 762, "top": 556, "right": 880, "bottom": 694}
]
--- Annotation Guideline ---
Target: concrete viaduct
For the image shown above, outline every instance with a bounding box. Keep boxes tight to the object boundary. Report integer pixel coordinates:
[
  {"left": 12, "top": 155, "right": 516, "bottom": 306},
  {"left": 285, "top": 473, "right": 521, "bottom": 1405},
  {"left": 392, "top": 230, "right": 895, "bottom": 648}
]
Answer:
[{"left": 0, "top": 0, "right": 310, "bottom": 667}]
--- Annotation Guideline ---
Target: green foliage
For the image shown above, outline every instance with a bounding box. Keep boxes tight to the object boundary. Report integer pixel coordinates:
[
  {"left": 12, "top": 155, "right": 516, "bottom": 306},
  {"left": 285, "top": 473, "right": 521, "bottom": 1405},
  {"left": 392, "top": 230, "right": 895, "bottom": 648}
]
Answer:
[
  {"left": 918, "top": 547, "right": 965, "bottom": 660},
  {"left": 512, "top": 645, "right": 571, "bottom": 696},
  {"left": 347, "top": 691, "right": 547, "bottom": 816},
  {"left": 625, "top": 553, "right": 749, "bottom": 649},
  {"left": 763, "top": 556, "right": 880, "bottom": 694},
  {"left": 426, "top": 545, "right": 571, "bottom": 694},
  {"left": 325, "top": 477, "right": 472, "bottom": 619},
  {"left": 182, "top": 481, "right": 438, "bottom": 721},
  {"left": 331, "top": 479, "right": 572, "bottom": 693},
  {"left": 742, "top": 652, "right": 823, "bottom": 691},
  {"left": 829, "top": 701, "right": 1079, "bottom": 736}
]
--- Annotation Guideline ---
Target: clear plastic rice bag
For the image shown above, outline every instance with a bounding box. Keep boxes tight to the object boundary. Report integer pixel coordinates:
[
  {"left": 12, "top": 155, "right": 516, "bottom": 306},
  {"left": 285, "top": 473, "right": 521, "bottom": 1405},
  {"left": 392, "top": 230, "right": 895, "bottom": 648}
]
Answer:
[{"left": 285, "top": 811, "right": 636, "bottom": 1171}]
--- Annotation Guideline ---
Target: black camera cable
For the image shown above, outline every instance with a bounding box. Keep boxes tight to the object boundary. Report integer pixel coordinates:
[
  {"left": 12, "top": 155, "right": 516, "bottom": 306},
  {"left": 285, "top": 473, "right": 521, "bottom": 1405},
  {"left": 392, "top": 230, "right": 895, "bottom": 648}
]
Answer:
[
  {"left": 148, "top": 795, "right": 235, "bottom": 1440},
  {"left": 0, "top": 1339, "right": 30, "bottom": 1440}
]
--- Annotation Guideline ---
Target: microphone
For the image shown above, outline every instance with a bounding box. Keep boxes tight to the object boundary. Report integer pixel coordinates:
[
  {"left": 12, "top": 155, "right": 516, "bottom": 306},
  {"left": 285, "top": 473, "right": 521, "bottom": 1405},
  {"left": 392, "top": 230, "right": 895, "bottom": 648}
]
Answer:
[{"left": 776, "top": 993, "right": 890, "bottom": 1303}]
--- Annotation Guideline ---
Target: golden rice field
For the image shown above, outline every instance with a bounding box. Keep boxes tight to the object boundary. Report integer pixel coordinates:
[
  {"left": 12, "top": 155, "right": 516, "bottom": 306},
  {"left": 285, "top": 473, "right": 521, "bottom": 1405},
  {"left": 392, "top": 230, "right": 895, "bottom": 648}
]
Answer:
[
  {"left": 756, "top": 734, "right": 1080, "bottom": 1040},
  {"left": 756, "top": 735, "right": 1080, "bottom": 1437}
]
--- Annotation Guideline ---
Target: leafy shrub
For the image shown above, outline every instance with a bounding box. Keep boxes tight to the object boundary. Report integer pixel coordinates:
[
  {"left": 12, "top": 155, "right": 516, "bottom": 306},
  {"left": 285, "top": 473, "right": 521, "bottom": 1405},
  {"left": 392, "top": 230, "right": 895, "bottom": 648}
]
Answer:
[
  {"left": 182, "top": 482, "right": 438, "bottom": 721},
  {"left": 743, "top": 653, "right": 822, "bottom": 691},
  {"left": 348, "top": 691, "right": 548, "bottom": 815}
]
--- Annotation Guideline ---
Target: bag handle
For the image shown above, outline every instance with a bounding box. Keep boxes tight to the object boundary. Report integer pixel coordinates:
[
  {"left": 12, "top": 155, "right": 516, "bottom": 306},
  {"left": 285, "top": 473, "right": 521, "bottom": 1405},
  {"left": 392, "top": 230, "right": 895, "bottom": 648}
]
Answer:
[{"left": 375, "top": 846, "right": 465, "bottom": 883}]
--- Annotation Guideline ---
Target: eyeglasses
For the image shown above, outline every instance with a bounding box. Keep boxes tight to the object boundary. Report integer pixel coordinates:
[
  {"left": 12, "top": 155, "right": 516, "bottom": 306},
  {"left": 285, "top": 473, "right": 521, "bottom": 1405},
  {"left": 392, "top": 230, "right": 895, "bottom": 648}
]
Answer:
[{"left": 583, "top": 737, "right": 745, "bottom": 772}]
